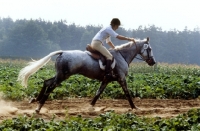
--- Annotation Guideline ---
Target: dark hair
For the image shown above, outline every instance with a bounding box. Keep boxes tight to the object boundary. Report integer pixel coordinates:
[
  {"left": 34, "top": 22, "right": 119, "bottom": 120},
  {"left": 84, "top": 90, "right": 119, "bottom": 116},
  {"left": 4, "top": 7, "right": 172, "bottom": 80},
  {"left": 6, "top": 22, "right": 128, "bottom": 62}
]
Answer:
[{"left": 110, "top": 18, "right": 121, "bottom": 26}]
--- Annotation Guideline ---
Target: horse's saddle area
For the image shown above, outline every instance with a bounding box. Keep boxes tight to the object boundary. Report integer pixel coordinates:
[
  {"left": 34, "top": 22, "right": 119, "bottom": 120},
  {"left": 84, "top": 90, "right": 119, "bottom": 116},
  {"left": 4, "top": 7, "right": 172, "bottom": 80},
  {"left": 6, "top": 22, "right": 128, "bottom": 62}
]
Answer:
[{"left": 85, "top": 44, "right": 116, "bottom": 70}]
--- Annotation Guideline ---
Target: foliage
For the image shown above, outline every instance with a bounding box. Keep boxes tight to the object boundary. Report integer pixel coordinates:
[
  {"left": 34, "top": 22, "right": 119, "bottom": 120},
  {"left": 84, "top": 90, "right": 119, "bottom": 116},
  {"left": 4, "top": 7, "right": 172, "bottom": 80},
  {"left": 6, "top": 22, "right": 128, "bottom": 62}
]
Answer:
[
  {"left": 0, "top": 60, "right": 200, "bottom": 100},
  {"left": 1, "top": 109, "right": 200, "bottom": 130},
  {"left": 0, "top": 60, "right": 200, "bottom": 130},
  {"left": 0, "top": 18, "right": 200, "bottom": 65}
]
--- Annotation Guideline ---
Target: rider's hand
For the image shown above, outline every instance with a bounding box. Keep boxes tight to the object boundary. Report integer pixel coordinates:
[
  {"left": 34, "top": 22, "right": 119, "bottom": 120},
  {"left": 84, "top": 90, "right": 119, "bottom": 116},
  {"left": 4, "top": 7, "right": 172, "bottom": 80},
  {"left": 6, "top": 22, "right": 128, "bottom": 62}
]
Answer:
[
  {"left": 129, "top": 38, "right": 136, "bottom": 44},
  {"left": 114, "top": 46, "right": 120, "bottom": 51},
  {"left": 109, "top": 48, "right": 114, "bottom": 50}
]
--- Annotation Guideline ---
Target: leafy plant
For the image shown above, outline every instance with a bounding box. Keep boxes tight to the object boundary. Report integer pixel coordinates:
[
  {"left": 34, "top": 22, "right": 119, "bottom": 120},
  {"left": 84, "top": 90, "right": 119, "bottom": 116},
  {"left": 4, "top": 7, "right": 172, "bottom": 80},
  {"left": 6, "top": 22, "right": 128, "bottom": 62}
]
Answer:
[
  {"left": 0, "top": 61, "right": 200, "bottom": 100},
  {"left": 1, "top": 109, "right": 200, "bottom": 130}
]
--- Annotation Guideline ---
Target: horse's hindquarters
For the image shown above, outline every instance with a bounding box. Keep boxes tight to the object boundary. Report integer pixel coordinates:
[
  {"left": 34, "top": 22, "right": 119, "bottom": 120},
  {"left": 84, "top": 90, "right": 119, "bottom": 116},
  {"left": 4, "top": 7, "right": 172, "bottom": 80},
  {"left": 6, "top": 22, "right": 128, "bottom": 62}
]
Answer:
[{"left": 57, "top": 51, "right": 105, "bottom": 81}]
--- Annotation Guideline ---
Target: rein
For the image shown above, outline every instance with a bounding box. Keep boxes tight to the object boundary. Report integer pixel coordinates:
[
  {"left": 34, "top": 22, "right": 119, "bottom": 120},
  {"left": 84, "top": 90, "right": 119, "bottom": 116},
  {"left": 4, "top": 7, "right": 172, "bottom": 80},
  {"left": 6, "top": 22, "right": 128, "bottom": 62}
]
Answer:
[
  {"left": 118, "top": 41, "right": 138, "bottom": 66},
  {"left": 118, "top": 50, "right": 129, "bottom": 65},
  {"left": 118, "top": 40, "right": 151, "bottom": 63}
]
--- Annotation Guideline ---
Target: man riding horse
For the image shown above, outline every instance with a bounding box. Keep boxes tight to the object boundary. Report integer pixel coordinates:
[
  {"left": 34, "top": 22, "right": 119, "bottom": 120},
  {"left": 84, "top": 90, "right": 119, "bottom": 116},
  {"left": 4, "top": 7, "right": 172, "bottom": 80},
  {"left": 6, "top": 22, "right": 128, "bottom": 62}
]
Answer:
[{"left": 91, "top": 18, "right": 136, "bottom": 79}]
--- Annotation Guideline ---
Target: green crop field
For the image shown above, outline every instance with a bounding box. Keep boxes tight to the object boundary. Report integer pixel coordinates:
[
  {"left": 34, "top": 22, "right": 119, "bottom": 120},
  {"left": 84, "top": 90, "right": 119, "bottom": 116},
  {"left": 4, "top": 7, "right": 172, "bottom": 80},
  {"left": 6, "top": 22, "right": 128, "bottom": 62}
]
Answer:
[
  {"left": 0, "top": 59, "right": 200, "bottom": 130},
  {"left": 1, "top": 59, "right": 200, "bottom": 100}
]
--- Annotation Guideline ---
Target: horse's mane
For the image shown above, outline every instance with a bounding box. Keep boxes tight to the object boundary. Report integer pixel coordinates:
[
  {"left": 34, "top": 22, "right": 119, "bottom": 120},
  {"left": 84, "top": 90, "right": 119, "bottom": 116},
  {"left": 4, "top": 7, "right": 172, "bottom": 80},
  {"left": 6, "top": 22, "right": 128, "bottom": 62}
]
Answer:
[{"left": 115, "top": 38, "right": 146, "bottom": 50}]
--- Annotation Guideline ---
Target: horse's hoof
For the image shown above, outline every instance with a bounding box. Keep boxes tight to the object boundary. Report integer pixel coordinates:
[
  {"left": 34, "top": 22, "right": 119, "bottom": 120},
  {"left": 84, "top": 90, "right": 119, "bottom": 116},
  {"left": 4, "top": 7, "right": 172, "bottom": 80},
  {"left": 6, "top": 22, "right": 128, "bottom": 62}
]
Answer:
[
  {"left": 35, "top": 109, "right": 40, "bottom": 114},
  {"left": 88, "top": 105, "right": 95, "bottom": 111},
  {"left": 128, "top": 108, "right": 132, "bottom": 111},
  {"left": 29, "top": 98, "right": 36, "bottom": 103},
  {"left": 133, "top": 106, "right": 141, "bottom": 110}
]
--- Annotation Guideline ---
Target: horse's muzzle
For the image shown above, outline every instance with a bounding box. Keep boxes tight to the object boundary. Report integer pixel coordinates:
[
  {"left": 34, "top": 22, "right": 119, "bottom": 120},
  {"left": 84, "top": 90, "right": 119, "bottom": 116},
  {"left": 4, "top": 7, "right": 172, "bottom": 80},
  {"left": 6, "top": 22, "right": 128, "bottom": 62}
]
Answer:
[{"left": 146, "top": 58, "right": 156, "bottom": 66}]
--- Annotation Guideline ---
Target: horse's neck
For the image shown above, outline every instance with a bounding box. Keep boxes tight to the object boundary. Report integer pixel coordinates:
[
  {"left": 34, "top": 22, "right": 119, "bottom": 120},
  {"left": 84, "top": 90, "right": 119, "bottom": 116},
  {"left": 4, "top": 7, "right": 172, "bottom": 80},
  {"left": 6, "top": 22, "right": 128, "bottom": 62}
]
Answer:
[{"left": 119, "top": 43, "right": 139, "bottom": 64}]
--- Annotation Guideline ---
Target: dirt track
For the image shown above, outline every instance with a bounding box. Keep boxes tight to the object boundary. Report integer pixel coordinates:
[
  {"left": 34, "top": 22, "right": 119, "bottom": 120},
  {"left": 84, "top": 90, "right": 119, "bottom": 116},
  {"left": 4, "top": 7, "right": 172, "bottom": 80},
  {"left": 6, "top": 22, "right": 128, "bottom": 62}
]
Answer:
[{"left": 1, "top": 98, "right": 200, "bottom": 121}]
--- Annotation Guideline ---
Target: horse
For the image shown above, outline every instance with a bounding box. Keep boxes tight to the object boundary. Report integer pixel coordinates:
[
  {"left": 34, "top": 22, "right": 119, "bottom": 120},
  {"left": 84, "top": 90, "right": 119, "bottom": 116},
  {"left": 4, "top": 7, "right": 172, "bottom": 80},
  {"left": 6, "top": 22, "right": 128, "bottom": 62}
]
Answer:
[{"left": 17, "top": 37, "right": 156, "bottom": 113}]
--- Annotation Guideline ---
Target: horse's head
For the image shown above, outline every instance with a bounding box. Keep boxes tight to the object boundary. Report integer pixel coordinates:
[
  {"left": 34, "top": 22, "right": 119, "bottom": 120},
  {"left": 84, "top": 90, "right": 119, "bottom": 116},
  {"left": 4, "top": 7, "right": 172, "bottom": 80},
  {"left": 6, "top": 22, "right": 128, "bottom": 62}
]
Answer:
[{"left": 138, "top": 37, "right": 156, "bottom": 66}]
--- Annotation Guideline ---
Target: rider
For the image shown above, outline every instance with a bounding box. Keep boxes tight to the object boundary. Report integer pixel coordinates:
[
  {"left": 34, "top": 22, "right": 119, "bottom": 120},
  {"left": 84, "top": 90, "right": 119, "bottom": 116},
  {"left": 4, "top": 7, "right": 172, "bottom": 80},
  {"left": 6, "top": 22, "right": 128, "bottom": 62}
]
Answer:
[{"left": 91, "top": 18, "right": 135, "bottom": 78}]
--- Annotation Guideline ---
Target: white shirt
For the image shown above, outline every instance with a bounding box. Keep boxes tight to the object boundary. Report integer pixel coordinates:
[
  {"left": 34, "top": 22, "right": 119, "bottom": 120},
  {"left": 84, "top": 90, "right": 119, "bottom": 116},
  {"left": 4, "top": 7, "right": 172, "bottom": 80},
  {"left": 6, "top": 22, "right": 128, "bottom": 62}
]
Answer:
[{"left": 92, "top": 25, "right": 119, "bottom": 43}]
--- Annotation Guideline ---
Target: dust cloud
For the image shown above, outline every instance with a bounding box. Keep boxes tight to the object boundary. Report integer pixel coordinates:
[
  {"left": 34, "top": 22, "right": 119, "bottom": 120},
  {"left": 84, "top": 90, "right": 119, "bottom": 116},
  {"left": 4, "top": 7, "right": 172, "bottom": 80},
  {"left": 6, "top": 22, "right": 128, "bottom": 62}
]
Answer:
[
  {"left": 0, "top": 93, "right": 18, "bottom": 117},
  {"left": 0, "top": 100, "right": 18, "bottom": 115}
]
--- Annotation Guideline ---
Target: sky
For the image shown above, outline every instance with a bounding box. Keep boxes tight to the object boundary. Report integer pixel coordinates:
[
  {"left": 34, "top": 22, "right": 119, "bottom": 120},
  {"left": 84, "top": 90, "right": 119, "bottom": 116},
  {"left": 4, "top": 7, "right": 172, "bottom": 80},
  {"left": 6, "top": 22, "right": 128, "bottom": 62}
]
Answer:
[{"left": 0, "top": 0, "right": 199, "bottom": 31}]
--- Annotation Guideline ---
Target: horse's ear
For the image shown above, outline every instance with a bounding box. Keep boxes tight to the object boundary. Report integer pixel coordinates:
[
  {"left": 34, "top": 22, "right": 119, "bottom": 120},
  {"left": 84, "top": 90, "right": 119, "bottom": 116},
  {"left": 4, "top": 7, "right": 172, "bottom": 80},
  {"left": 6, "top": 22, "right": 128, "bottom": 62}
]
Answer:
[{"left": 146, "top": 37, "right": 150, "bottom": 43}]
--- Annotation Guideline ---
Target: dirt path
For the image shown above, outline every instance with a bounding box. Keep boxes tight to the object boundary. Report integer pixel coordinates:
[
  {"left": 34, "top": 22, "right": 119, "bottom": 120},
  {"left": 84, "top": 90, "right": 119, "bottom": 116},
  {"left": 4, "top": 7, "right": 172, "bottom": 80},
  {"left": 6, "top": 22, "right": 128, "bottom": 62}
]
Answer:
[{"left": 1, "top": 98, "right": 200, "bottom": 121}]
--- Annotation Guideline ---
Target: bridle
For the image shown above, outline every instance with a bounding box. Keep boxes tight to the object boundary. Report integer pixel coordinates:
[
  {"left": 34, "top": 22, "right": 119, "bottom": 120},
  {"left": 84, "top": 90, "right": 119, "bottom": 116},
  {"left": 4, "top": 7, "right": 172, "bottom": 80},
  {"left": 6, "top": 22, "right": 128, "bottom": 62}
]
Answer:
[
  {"left": 118, "top": 40, "right": 153, "bottom": 65},
  {"left": 135, "top": 42, "right": 152, "bottom": 62}
]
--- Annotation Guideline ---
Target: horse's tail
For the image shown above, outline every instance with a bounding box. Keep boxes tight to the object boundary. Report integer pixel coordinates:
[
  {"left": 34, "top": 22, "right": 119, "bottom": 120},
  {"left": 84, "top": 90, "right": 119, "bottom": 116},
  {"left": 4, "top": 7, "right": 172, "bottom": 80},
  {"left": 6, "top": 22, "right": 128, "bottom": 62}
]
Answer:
[{"left": 17, "top": 50, "right": 63, "bottom": 88}]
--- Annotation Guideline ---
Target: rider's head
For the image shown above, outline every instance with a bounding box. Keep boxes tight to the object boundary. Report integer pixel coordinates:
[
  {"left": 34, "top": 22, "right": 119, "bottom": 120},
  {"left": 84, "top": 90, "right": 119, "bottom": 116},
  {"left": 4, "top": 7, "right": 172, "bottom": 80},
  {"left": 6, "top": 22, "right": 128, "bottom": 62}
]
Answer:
[{"left": 110, "top": 18, "right": 121, "bottom": 31}]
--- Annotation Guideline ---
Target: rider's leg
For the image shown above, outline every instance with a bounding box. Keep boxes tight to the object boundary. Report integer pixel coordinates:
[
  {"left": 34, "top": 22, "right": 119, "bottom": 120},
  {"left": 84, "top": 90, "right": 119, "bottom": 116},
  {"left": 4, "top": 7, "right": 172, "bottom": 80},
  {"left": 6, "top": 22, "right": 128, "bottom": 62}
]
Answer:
[
  {"left": 105, "top": 59, "right": 112, "bottom": 78},
  {"left": 91, "top": 40, "right": 113, "bottom": 78}
]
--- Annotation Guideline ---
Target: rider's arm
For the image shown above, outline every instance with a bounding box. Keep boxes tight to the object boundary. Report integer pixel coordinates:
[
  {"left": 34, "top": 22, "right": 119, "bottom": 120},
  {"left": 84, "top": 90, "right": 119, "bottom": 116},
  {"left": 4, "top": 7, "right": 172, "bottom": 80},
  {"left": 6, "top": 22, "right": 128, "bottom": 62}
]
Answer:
[
  {"left": 117, "top": 35, "right": 136, "bottom": 44},
  {"left": 106, "top": 37, "right": 115, "bottom": 48},
  {"left": 116, "top": 35, "right": 131, "bottom": 41},
  {"left": 107, "top": 41, "right": 115, "bottom": 49},
  {"left": 107, "top": 26, "right": 133, "bottom": 41}
]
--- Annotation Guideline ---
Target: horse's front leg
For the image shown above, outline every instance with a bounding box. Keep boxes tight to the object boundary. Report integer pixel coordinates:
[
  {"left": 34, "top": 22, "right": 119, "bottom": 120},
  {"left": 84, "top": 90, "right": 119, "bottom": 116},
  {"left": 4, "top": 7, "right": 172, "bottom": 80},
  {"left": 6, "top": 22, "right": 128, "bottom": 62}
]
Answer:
[
  {"left": 91, "top": 80, "right": 109, "bottom": 106},
  {"left": 118, "top": 78, "right": 137, "bottom": 109}
]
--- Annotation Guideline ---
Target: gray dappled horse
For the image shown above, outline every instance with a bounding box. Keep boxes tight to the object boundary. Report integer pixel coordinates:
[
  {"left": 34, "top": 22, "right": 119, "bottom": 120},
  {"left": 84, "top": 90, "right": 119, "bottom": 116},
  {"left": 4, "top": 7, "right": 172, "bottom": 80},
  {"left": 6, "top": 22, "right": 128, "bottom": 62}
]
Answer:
[{"left": 18, "top": 37, "right": 156, "bottom": 113}]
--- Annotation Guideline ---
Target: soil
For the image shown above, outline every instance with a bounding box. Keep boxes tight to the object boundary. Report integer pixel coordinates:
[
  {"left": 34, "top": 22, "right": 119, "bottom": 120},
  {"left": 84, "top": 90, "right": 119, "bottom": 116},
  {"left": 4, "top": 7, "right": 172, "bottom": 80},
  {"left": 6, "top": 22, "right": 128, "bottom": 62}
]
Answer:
[{"left": 1, "top": 98, "right": 200, "bottom": 122}]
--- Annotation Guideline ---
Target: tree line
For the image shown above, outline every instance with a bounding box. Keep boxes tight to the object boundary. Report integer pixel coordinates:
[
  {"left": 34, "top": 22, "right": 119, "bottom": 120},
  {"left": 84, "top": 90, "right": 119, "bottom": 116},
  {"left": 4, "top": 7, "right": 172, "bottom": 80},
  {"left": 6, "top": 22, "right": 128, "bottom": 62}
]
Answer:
[{"left": 0, "top": 17, "right": 200, "bottom": 65}]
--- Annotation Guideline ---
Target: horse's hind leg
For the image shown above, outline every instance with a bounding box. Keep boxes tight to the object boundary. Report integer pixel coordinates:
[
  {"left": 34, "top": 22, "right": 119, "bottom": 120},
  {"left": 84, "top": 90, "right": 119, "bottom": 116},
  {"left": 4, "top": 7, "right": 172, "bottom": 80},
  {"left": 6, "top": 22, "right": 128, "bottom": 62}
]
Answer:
[
  {"left": 35, "top": 73, "right": 68, "bottom": 113},
  {"left": 29, "top": 77, "right": 55, "bottom": 103},
  {"left": 35, "top": 75, "right": 65, "bottom": 113}
]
